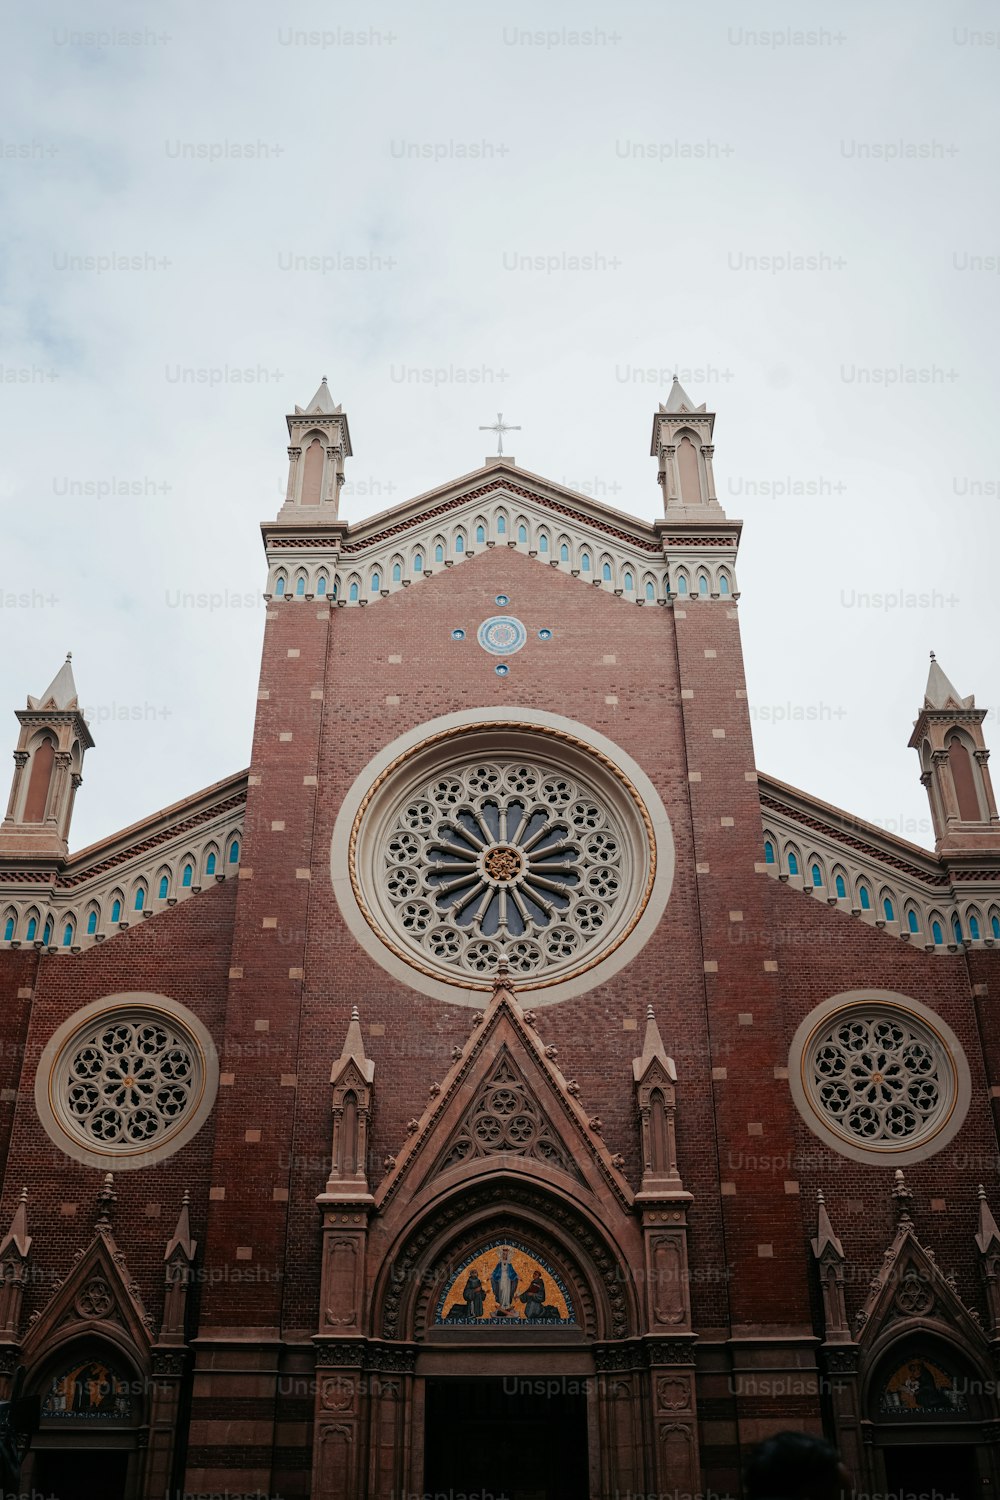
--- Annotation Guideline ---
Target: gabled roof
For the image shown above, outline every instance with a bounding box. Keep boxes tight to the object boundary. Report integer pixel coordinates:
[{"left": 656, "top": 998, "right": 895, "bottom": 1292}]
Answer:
[{"left": 27, "top": 654, "right": 80, "bottom": 712}]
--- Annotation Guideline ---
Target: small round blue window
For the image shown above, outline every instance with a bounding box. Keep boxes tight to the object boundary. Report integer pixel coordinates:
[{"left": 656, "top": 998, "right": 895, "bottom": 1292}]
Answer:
[
  {"left": 451, "top": 628, "right": 465, "bottom": 640},
  {"left": 495, "top": 594, "right": 510, "bottom": 606},
  {"left": 495, "top": 663, "right": 510, "bottom": 676},
  {"left": 538, "top": 628, "right": 553, "bottom": 641}
]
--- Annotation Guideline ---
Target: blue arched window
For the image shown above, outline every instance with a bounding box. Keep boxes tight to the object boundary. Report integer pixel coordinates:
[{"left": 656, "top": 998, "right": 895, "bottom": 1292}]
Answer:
[
  {"left": 970, "top": 914, "right": 981, "bottom": 940},
  {"left": 787, "top": 852, "right": 799, "bottom": 876},
  {"left": 907, "top": 909, "right": 919, "bottom": 933},
  {"left": 698, "top": 575, "right": 709, "bottom": 595},
  {"left": 316, "top": 576, "right": 327, "bottom": 595},
  {"left": 720, "top": 576, "right": 730, "bottom": 594},
  {"left": 455, "top": 534, "right": 465, "bottom": 553},
  {"left": 349, "top": 581, "right": 359, "bottom": 602},
  {"left": 645, "top": 581, "right": 655, "bottom": 600},
  {"left": 86, "top": 910, "right": 98, "bottom": 935},
  {"left": 581, "top": 553, "right": 591, "bottom": 572},
  {"left": 764, "top": 841, "right": 775, "bottom": 865},
  {"left": 295, "top": 576, "right": 305, "bottom": 596},
  {"left": 811, "top": 864, "right": 822, "bottom": 887},
  {"left": 677, "top": 576, "right": 688, "bottom": 595},
  {"left": 560, "top": 543, "right": 569, "bottom": 562},
  {"left": 2, "top": 917, "right": 13, "bottom": 941},
  {"left": 883, "top": 896, "right": 895, "bottom": 922},
  {"left": 110, "top": 900, "right": 122, "bottom": 924},
  {"left": 496, "top": 515, "right": 507, "bottom": 534},
  {"left": 392, "top": 562, "right": 401, "bottom": 583},
  {"left": 518, "top": 524, "right": 527, "bottom": 543},
  {"left": 835, "top": 874, "right": 846, "bottom": 898},
  {"left": 414, "top": 554, "right": 423, "bottom": 573},
  {"left": 371, "top": 572, "right": 381, "bottom": 592},
  {"left": 275, "top": 576, "right": 285, "bottom": 596},
  {"left": 62, "top": 923, "right": 73, "bottom": 947},
  {"left": 476, "top": 525, "right": 486, "bottom": 543},
  {"left": 182, "top": 864, "right": 193, "bottom": 888},
  {"left": 25, "top": 917, "right": 37, "bottom": 942},
  {"left": 539, "top": 534, "right": 549, "bottom": 553},
  {"left": 206, "top": 852, "right": 216, "bottom": 875},
  {"left": 931, "top": 919, "right": 943, "bottom": 944},
  {"left": 158, "top": 875, "right": 169, "bottom": 899},
  {"left": 993, "top": 915, "right": 1000, "bottom": 940},
  {"left": 434, "top": 543, "right": 444, "bottom": 562},
  {"left": 624, "top": 572, "right": 634, "bottom": 591},
  {"left": 602, "top": 561, "right": 612, "bottom": 582},
  {"left": 953, "top": 916, "right": 963, "bottom": 944},
  {"left": 42, "top": 919, "right": 52, "bottom": 944},
  {"left": 134, "top": 888, "right": 145, "bottom": 911},
  {"left": 859, "top": 886, "right": 871, "bottom": 911},
  {"left": 229, "top": 839, "right": 240, "bottom": 863}
]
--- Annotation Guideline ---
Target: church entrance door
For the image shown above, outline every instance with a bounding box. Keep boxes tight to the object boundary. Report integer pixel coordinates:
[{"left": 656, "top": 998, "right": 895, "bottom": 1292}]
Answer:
[
  {"left": 882, "top": 1443, "right": 980, "bottom": 1500},
  {"left": 32, "top": 1447, "right": 130, "bottom": 1500},
  {"left": 424, "top": 1375, "right": 589, "bottom": 1500}
]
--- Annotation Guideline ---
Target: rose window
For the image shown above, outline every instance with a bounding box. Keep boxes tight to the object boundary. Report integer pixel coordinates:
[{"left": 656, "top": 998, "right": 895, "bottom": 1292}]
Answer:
[
  {"left": 63, "top": 1017, "right": 196, "bottom": 1149},
  {"left": 348, "top": 726, "right": 659, "bottom": 993},
  {"left": 807, "top": 1009, "right": 951, "bottom": 1148}
]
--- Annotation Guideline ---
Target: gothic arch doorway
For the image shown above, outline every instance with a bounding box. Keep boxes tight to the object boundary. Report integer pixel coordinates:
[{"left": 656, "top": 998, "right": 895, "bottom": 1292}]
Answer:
[
  {"left": 22, "top": 1341, "right": 145, "bottom": 1500},
  {"left": 861, "top": 1333, "right": 1000, "bottom": 1500}
]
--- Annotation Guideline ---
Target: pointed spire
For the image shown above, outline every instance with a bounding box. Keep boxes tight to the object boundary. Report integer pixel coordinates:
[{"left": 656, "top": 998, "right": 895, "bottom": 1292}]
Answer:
[
  {"left": 662, "top": 375, "right": 707, "bottom": 415},
  {"left": 633, "top": 1004, "right": 677, "bottom": 1082},
  {"left": 27, "top": 653, "right": 79, "bottom": 712},
  {"left": 164, "top": 1189, "right": 196, "bottom": 1264},
  {"left": 296, "top": 375, "right": 337, "bottom": 416},
  {"left": 976, "top": 1184, "right": 1000, "bottom": 1255},
  {"left": 331, "top": 1004, "right": 374, "bottom": 1084},
  {"left": 811, "top": 1188, "right": 844, "bottom": 1261},
  {"left": 0, "top": 1189, "right": 30, "bottom": 1261},
  {"left": 924, "top": 652, "right": 973, "bottom": 711}
]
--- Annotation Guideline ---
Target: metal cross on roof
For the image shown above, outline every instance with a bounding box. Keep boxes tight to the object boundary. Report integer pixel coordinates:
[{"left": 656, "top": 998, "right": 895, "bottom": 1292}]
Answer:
[{"left": 479, "top": 412, "right": 521, "bottom": 456}]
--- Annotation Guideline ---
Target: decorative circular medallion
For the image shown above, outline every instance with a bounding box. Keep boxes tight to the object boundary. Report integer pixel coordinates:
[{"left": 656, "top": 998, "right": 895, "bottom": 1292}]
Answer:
[
  {"left": 35, "top": 994, "right": 219, "bottom": 1169},
  {"left": 478, "top": 616, "right": 527, "bottom": 656},
  {"left": 788, "top": 991, "right": 970, "bottom": 1166}
]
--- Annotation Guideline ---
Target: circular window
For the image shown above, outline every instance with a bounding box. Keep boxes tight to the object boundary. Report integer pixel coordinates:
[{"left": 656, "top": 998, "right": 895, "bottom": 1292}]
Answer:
[
  {"left": 35, "top": 994, "right": 219, "bottom": 1169},
  {"left": 478, "top": 617, "right": 527, "bottom": 656},
  {"left": 788, "top": 991, "right": 971, "bottom": 1166},
  {"left": 336, "top": 714, "right": 673, "bottom": 1002}
]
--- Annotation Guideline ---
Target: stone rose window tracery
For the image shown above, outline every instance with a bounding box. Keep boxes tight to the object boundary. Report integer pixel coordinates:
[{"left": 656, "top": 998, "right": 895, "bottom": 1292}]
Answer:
[
  {"left": 805, "top": 1006, "right": 955, "bottom": 1151},
  {"left": 349, "top": 727, "right": 658, "bottom": 992}
]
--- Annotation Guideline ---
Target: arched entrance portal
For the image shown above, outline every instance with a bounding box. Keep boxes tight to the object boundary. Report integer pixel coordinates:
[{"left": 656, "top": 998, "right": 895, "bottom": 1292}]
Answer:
[{"left": 23, "top": 1342, "right": 145, "bottom": 1500}]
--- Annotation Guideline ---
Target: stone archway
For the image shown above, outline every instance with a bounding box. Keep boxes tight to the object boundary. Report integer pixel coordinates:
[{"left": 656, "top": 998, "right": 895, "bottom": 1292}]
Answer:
[{"left": 22, "top": 1338, "right": 147, "bottom": 1500}]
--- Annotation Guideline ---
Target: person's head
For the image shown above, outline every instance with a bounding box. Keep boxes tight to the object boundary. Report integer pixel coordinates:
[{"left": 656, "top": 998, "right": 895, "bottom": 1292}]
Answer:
[{"left": 744, "top": 1431, "right": 852, "bottom": 1500}]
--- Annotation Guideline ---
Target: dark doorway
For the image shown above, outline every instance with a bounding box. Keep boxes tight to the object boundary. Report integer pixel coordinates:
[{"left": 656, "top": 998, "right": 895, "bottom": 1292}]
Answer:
[
  {"left": 425, "top": 1375, "right": 588, "bottom": 1500},
  {"left": 882, "top": 1443, "right": 980, "bottom": 1500},
  {"left": 32, "top": 1448, "right": 130, "bottom": 1500}
]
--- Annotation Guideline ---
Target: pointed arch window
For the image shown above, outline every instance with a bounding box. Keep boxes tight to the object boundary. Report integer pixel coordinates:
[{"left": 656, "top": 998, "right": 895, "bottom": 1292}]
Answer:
[
  {"left": 496, "top": 514, "right": 507, "bottom": 534},
  {"left": 476, "top": 525, "right": 486, "bottom": 544},
  {"left": 882, "top": 896, "right": 895, "bottom": 922},
  {"left": 434, "top": 543, "right": 444, "bottom": 563},
  {"left": 811, "top": 864, "right": 823, "bottom": 887},
  {"left": 931, "top": 919, "right": 944, "bottom": 944},
  {"left": 134, "top": 888, "right": 145, "bottom": 912},
  {"left": 228, "top": 839, "right": 240, "bottom": 864},
  {"left": 992, "top": 915, "right": 1000, "bottom": 939},
  {"left": 414, "top": 553, "right": 423, "bottom": 573},
  {"left": 698, "top": 575, "right": 709, "bottom": 595},
  {"left": 42, "top": 919, "right": 53, "bottom": 945},
  {"left": 316, "top": 575, "right": 327, "bottom": 596},
  {"left": 26, "top": 917, "right": 37, "bottom": 942},
  {"left": 835, "top": 874, "right": 846, "bottom": 898},
  {"left": 539, "top": 533, "right": 549, "bottom": 553},
  {"left": 764, "top": 840, "right": 775, "bottom": 864},
  {"left": 62, "top": 923, "right": 73, "bottom": 947},
  {"left": 392, "top": 561, "right": 401, "bottom": 582},
  {"left": 349, "top": 581, "right": 359, "bottom": 602},
  {"left": 677, "top": 576, "right": 688, "bottom": 595},
  {"left": 581, "top": 552, "right": 591, "bottom": 572},
  {"left": 86, "top": 910, "right": 98, "bottom": 935},
  {"left": 295, "top": 576, "right": 306, "bottom": 597},
  {"left": 455, "top": 533, "right": 465, "bottom": 553},
  {"left": 3, "top": 916, "right": 13, "bottom": 942},
  {"left": 907, "top": 909, "right": 920, "bottom": 934},
  {"left": 602, "top": 561, "right": 612, "bottom": 582},
  {"left": 205, "top": 852, "right": 217, "bottom": 876},
  {"left": 624, "top": 571, "right": 634, "bottom": 592},
  {"left": 110, "top": 900, "right": 122, "bottom": 924},
  {"left": 517, "top": 524, "right": 527, "bottom": 543},
  {"left": 969, "top": 913, "right": 981, "bottom": 940},
  {"left": 371, "top": 572, "right": 381, "bottom": 592},
  {"left": 953, "top": 915, "right": 963, "bottom": 944},
  {"left": 859, "top": 885, "right": 871, "bottom": 911},
  {"left": 158, "top": 875, "right": 169, "bottom": 899},
  {"left": 275, "top": 576, "right": 285, "bottom": 596},
  {"left": 720, "top": 575, "right": 730, "bottom": 595},
  {"left": 645, "top": 581, "right": 655, "bottom": 600},
  {"left": 560, "top": 542, "right": 569, "bottom": 562},
  {"left": 182, "top": 864, "right": 193, "bottom": 888},
  {"left": 787, "top": 851, "right": 799, "bottom": 876}
]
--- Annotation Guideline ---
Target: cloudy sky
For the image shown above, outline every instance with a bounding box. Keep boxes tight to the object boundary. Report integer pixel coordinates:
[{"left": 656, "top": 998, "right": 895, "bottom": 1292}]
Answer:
[{"left": 2, "top": 0, "right": 998, "bottom": 853}]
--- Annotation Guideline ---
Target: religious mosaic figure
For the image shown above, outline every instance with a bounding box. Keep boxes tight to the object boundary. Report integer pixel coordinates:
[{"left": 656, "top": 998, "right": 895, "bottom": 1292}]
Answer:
[
  {"left": 462, "top": 1268, "right": 485, "bottom": 1318},
  {"left": 519, "top": 1268, "right": 547, "bottom": 1320},
  {"left": 491, "top": 1246, "right": 518, "bottom": 1314}
]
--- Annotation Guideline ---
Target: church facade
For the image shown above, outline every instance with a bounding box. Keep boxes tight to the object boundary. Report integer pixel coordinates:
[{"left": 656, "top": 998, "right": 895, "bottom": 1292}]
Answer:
[{"left": 1, "top": 379, "right": 999, "bottom": 1500}]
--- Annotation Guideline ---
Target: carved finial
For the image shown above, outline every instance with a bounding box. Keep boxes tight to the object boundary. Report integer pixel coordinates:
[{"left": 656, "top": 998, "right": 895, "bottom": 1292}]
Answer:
[
  {"left": 812, "top": 1186, "right": 844, "bottom": 1262},
  {"left": 930, "top": 650, "right": 936, "bottom": 660},
  {"left": 492, "top": 958, "right": 511, "bottom": 994},
  {"left": 893, "top": 1168, "right": 913, "bottom": 1222},
  {"left": 647, "top": 1004, "right": 655, "bottom": 1020},
  {"left": 96, "top": 1173, "right": 116, "bottom": 1226},
  {"left": 351, "top": 1004, "right": 360, "bottom": 1022}
]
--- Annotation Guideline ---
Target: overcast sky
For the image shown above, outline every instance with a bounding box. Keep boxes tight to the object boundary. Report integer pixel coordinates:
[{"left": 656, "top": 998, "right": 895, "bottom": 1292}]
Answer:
[{"left": 2, "top": 0, "right": 998, "bottom": 854}]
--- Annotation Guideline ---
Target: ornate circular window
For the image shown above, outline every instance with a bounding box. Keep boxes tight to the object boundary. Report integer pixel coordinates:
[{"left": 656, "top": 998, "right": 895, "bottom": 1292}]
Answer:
[
  {"left": 35, "top": 994, "right": 219, "bottom": 1169},
  {"left": 788, "top": 991, "right": 971, "bottom": 1166},
  {"left": 334, "top": 713, "right": 674, "bottom": 1003}
]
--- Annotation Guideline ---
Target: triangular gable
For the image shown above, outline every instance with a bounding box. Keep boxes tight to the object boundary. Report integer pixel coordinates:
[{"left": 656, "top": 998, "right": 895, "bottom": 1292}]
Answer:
[
  {"left": 854, "top": 1218, "right": 986, "bottom": 1351},
  {"left": 22, "top": 1227, "right": 154, "bottom": 1361},
  {"left": 375, "top": 968, "right": 633, "bottom": 1215}
]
